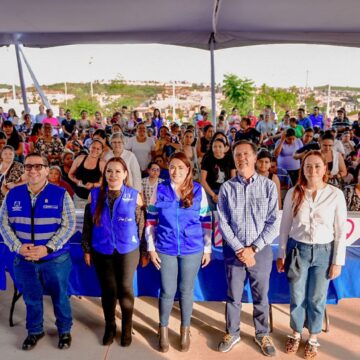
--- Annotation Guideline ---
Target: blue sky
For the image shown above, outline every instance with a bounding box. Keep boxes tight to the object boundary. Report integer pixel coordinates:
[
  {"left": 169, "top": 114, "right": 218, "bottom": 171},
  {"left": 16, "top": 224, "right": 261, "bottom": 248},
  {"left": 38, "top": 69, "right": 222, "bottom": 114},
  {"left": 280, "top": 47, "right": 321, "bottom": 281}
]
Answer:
[{"left": 1, "top": 43, "right": 360, "bottom": 88}]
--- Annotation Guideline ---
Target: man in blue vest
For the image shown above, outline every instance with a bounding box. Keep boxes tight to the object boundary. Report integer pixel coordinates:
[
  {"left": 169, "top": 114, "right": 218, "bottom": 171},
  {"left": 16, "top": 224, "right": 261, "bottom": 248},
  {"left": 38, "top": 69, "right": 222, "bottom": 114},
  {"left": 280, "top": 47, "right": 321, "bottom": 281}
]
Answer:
[{"left": 0, "top": 153, "right": 76, "bottom": 350}]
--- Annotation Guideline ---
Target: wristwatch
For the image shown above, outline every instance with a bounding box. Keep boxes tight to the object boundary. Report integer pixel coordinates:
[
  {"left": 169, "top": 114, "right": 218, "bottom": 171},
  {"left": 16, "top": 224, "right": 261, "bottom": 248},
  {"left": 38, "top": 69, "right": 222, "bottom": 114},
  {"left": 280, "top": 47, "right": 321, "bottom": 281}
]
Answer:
[
  {"left": 45, "top": 246, "right": 54, "bottom": 254},
  {"left": 251, "top": 245, "right": 259, "bottom": 254}
]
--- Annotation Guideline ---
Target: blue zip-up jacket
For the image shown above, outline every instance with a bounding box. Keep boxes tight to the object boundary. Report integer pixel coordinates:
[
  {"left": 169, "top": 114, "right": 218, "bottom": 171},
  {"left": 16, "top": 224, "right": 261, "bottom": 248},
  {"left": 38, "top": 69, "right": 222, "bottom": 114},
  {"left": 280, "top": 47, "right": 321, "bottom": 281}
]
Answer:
[
  {"left": 6, "top": 183, "right": 68, "bottom": 261},
  {"left": 149, "top": 180, "right": 204, "bottom": 256},
  {"left": 90, "top": 185, "right": 139, "bottom": 255}
]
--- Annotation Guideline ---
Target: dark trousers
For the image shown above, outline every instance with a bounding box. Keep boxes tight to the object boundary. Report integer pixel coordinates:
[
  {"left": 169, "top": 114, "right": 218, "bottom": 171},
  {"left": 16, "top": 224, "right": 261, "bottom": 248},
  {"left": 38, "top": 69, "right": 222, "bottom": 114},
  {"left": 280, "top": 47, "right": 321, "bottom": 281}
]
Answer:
[
  {"left": 92, "top": 248, "right": 139, "bottom": 330},
  {"left": 225, "top": 245, "right": 273, "bottom": 337}
]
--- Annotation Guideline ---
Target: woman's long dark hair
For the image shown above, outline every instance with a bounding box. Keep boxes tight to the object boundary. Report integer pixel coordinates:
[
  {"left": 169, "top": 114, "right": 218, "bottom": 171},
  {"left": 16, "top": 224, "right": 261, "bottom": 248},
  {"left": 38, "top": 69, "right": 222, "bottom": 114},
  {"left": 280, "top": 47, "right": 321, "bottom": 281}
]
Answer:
[
  {"left": 292, "top": 150, "right": 328, "bottom": 217},
  {"left": 2, "top": 121, "right": 21, "bottom": 151},
  {"left": 169, "top": 152, "right": 194, "bottom": 208},
  {"left": 93, "top": 157, "right": 130, "bottom": 226}
]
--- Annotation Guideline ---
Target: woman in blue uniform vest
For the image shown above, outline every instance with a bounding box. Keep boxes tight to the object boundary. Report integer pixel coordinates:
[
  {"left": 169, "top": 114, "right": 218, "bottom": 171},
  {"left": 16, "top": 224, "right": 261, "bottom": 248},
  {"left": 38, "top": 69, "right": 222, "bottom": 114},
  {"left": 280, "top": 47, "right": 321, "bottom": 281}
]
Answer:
[
  {"left": 146, "top": 152, "right": 212, "bottom": 352},
  {"left": 82, "top": 157, "right": 144, "bottom": 347}
]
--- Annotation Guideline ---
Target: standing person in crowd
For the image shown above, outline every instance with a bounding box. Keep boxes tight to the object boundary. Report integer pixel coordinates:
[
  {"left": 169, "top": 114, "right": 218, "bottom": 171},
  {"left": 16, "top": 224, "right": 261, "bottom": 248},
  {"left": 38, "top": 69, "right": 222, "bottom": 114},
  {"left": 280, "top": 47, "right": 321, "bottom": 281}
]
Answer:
[
  {"left": 0, "top": 145, "right": 25, "bottom": 206},
  {"left": 277, "top": 151, "right": 347, "bottom": 359},
  {"left": 154, "top": 126, "right": 170, "bottom": 157},
  {"left": 273, "top": 128, "right": 303, "bottom": 186},
  {"left": 341, "top": 131, "right": 355, "bottom": 156},
  {"left": 309, "top": 106, "right": 323, "bottom": 129},
  {"left": 256, "top": 114, "right": 277, "bottom": 146},
  {"left": 217, "top": 140, "right": 278, "bottom": 356},
  {"left": 82, "top": 157, "right": 144, "bottom": 347},
  {"left": 2, "top": 120, "right": 24, "bottom": 162},
  {"left": 141, "top": 161, "right": 163, "bottom": 206},
  {"left": 200, "top": 138, "right": 236, "bottom": 209},
  {"left": 153, "top": 155, "right": 170, "bottom": 180},
  {"left": 228, "top": 127, "right": 237, "bottom": 146},
  {"left": 68, "top": 139, "right": 105, "bottom": 208},
  {"left": 293, "top": 128, "right": 319, "bottom": 160},
  {"left": 93, "top": 129, "right": 113, "bottom": 161},
  {"left": 332, "top": 108, "right": 350, "bottom": 135},
  {"left": 256, "top": 150, "right": 282, "bottom": 209},
  {"left": 18, "top": 113, "right": 33, "bottom": 136},
  {"left": 42, "top": 109, "right": 60, "bottom": 136},
  {"left": 344, "top": 164, "right": 360, "bottom": 211},
  {"left": 196, "top": 124, "right": 214, "bottom": 159},
  {"left": 61, "top": 110, "right": 77, "bottom": 140},
  {"left": 125, "top": 123, "right": 155, "bottom": 176},
  {"left": 28, "top": 124, "right": 43, "bottom": 153},
  {"left": 227, "top": 108, "right": 241, "bottom": 131},
  {"left": 151, "top": 108, "right": 164, "bottom": 136},
  {"left": 320, "top": 132, "right": 347, "bottom": 188},
  {"left": 7, "top": 108, "right": 20, "bottom": 125},
  {"left": 146, "top": 152, "right": 212, "bottom": 353},
  {"left": 235, "top": 117, "right": 261, "bottom": 145},
  {"left": 106, "top": 132, "right": 142, "bottom": 192},
  {"left": 57, "top": 107, "right": 66, "bottom": 123},
  {"left": 289, "top": 117, "right": 305, "bottom": 138},
  {"left": 60, "top": 151, "right": 77, "bottom": 190},
  {"left": 35, "top": 105, "right": 47, "bottom": 124},
  {"left": 297, "top": 108, "right": 312, "bottom": 130},
  {"left": 217, "top": 115, "right": 228, "bottom": 134},
  {"left": 0, "top": 153, "right": 76, "bottom": 350},
  {"left": 93, "top": 111, "right": 106, "bottom": 129},
  {"left": 77, "top": 110, "right": 91, "bottom": 130},
  {"left": 279, "top": 114, "right": 291, "bottom": 131},
  {"left": 182, "top": 129, "right": 200, "bottom": 180},
  {"left": 34, "top": 123, "right": 64, "bottom": 165}
]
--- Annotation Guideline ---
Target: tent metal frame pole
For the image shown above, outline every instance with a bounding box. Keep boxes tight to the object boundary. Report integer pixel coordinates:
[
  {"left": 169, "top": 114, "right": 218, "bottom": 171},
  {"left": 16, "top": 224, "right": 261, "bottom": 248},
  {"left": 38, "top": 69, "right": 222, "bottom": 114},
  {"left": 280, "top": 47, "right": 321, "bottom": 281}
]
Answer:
[
  {"left": 15, "top": 43, "right": 29, "bottom": 114},
  {"left": 210, "top": 35, "right": 216, "bottom": 127}
]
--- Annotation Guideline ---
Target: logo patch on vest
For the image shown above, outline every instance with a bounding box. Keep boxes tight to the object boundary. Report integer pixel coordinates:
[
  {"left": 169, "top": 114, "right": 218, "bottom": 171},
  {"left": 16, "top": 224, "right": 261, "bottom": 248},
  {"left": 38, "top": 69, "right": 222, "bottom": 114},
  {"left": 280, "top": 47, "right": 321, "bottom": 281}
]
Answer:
[
  {"left": 117, "top": 217, "right": 133, "bottom": 222},
  {"left": 122, "top": 193, "right": 133, "bottom": 202},
  {"left": 12, "top": 201, "right": 22, "bottom": 211},
  {"left": 43, "top": 205, "right": 59, "bottom": 209}
]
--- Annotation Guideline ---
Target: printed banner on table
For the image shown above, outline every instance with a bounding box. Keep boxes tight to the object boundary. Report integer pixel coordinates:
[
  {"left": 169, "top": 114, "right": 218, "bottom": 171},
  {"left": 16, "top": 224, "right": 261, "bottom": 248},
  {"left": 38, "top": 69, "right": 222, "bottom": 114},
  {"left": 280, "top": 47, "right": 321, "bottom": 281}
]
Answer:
[{"left": 213, "top": 211, "right": 360, "bottom": 247}]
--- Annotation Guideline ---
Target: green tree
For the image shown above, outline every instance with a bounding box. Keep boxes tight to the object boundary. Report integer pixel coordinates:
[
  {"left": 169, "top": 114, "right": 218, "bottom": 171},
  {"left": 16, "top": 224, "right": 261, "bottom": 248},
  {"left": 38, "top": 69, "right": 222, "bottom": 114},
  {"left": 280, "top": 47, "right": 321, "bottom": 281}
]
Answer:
[
  {"left": 59, "top": 97, "right": 101, "bottom": 118},
  {"left": 304, "top": 93, "right": 319, "bottom": 112},
  {"left": 221, "top": 74, "right": 255, "bottom": 114}
]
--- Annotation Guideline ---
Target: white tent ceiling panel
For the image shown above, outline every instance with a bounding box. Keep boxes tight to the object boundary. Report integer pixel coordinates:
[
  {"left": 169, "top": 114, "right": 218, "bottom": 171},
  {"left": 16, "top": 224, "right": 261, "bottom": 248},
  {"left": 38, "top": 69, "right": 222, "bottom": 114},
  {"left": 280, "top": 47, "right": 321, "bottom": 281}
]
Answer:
[{"left": 1, "top": 0, "right": 360, "bottom": 49}]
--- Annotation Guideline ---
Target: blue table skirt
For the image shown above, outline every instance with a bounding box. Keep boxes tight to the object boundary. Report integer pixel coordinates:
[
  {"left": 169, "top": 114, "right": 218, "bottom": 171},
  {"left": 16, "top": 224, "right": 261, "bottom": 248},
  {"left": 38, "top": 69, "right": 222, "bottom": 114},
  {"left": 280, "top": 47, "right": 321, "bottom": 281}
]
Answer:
[{"left": 1, "top": 232, "right": 360, "bottom": 304}]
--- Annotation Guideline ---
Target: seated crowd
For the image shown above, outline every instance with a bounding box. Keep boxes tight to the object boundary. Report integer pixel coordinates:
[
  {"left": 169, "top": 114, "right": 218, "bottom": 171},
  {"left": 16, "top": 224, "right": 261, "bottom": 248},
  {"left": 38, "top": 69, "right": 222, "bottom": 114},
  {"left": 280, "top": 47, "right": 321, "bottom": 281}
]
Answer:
[{"left": 0, "top": 104, "right": 359, "bottom": 211}]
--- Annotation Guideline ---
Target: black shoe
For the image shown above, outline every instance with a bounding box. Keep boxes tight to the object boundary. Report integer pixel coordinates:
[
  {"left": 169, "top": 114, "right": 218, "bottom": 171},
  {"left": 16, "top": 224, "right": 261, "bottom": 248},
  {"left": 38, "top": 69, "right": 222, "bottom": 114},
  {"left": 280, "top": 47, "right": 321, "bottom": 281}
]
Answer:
[
  {"left": 22, "top": 332, "right": 45, "bottom": 350},
  {"left": 58, "top": 333, "right": 72, "bottom": 349},
  {"left": 103, "top": 325, "right": 116, "bottom": 346}
]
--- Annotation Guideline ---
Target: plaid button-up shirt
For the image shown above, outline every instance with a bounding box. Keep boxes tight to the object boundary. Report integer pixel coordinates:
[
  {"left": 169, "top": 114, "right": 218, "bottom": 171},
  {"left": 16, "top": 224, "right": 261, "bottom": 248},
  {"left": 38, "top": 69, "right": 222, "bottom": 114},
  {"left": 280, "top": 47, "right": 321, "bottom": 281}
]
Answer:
[{"left": 217, "top": 173, "right": 279, "bottom": 254}]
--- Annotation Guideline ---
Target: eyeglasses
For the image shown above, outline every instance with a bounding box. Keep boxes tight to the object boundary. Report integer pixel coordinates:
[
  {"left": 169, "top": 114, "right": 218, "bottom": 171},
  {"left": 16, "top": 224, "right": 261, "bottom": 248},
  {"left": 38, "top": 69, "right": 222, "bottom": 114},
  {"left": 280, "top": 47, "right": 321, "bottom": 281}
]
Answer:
[
  {"left": 150, "top": 168, "right": 160, "bottom": 172},
  {"left": 24, "top": 164, "right": 47, "bottom": 171}
]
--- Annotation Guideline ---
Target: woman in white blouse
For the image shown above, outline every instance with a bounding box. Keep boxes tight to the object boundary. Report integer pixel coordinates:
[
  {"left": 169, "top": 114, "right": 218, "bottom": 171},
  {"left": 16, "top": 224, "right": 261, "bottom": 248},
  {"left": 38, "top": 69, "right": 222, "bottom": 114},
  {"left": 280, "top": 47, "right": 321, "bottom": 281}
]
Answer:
[{"left": 276, "top": 150, "right": 347, "bottom": 359}]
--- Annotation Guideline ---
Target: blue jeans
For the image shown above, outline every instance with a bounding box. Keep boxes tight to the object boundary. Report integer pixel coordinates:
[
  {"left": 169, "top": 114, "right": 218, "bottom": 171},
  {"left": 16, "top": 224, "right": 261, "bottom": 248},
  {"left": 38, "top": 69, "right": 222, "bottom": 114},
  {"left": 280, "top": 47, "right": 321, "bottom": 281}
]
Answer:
[
  {"left": 13, "top": 252, "right": 73, "bottom": 335},
  {"left": 225, "top": 245, "right": 273, "bottom": 337},
  {"left": 287, "top": 238, "right": 332, "bottom": 335},
  {"left": 158, "top": 251, "right": 203, "bottom": 327}
]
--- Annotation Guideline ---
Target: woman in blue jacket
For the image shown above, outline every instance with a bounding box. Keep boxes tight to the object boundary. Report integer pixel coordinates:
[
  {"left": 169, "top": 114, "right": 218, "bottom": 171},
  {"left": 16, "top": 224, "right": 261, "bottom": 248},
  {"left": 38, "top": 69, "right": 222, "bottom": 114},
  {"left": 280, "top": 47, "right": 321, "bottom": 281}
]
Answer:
[
  {"left": 82, "top": 157, "right": 144, "bottom": 347},
  {"left": 146, "top": 152, "right": 212, "bottom": 353}
]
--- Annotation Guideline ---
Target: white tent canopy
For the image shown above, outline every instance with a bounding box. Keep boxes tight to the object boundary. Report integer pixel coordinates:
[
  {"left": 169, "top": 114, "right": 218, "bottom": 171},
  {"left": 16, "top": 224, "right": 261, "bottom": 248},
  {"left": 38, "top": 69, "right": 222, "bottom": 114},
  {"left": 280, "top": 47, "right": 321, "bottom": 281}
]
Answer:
[{"left": 2, "top": 0, "right": 360, "bottom": 50}]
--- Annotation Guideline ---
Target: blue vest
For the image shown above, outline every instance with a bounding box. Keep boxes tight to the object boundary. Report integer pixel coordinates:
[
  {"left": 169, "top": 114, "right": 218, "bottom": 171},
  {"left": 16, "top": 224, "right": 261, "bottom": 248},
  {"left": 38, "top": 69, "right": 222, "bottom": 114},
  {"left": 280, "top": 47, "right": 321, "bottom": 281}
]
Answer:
[
  {"left": 155, "top": 180, "right": 204, "bottom": 256},
  {"left": 6, "top": 183, "right": 68, "bottom": 261},
  {"left": 90, "top": 186, "right": 140, "bottom": 255}
]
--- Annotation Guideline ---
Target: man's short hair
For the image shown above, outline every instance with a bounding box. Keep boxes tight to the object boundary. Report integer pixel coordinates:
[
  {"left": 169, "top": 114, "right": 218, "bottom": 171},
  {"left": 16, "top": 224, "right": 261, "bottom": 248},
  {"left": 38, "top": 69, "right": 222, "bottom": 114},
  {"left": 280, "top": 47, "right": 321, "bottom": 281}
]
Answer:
[
  {"left": 298, "top": 108, "right": 305, "bottom": 113},
  {"left": 232, "top": 140, "right": 258, "bottom": 154},
  {"left": 25, "top": 153, "right": 49, "bottom": 166}
]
